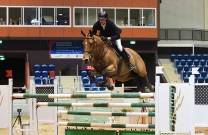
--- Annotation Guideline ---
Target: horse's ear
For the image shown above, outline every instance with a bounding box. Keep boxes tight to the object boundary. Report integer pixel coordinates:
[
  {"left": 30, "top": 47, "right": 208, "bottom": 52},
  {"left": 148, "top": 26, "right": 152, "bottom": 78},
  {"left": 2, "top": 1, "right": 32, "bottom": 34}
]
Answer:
[
  {"left": 89, "top": 30, "right": 93, "bottom": 37},
  {"left": 81, "top": 30, "right": 86, "bottom": 37}
]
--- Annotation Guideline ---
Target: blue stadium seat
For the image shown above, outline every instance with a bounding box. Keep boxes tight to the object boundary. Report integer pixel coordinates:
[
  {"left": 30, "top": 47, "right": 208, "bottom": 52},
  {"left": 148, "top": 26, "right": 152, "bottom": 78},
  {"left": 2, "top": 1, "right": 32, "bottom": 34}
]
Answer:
[
  {"left": 190, "top": 65, "right": 195, "bottom": 68},
  {"left": 42, "top": 64, "right": 48, "bottom": 71},
  {"left": 196, "top": 54, "right": 202, "bottom": 60},
  {"left": 174, "top": 59, "right": 180, "bottom": 66},
  {"left": 194, "top": 73, "right": 200, "bottom": 78},
  {"left": 186, "top": 59, "right": 193, "bottom": 66},
  {"left": 177, "top": 65, "right": 183, "bottom": 74},
  {"left": 42, "top": 77, "right": 49, "bottom": 84},
  {"left": 197, "top": 77, "right": 204, "bottom": 83},
  {"left": 99, "top": 87, "right": 106, "bottom": 91},
  {"left": 200, "top": 71, "right": 207, "bottom": 77},
  {"left": 205, "top": 77, "right": 208, "bottom": 83},
  {"left": 189, "top": 54, "right": 195, "bottom": 60},
  {"left": 49, "top": 64, "right": 55, "bottom": 71},
  {"left": 83, "top": 83, "right": 90, "bottom": 91},
  {"left": 35, "top": 77, "right": 41, "bottom": 85},
  {"left": 42, "top": 71, "right": 48, "bottom": 78},
  {"left": 49, "top": 77, "right": 54, "bottom": 84},
  {"left": 82, "top": 77, "right": 89, "bottom": 84},
  {"left": 35, "top": 71, "right": 41, "bottom": 77},
  {"left": 187, "top": 71, "right": 192, "bottom": 77},
  {"left": 91, "top": 83, "right": 96, "bottom": 87},
  {"left": 193, "top": 59, "right": 199, "bottom": 66},
  {"left": 200, "top": 59, "right": 206, "bottom": 66},
  {"left": 176, "top": 54, "right": 183, "bottom": 60},
  {"left": 180, "top": 59, "right": 186, "bottom": 66},
  {"left": 183, "top": 77, "right": 189, "bottom": 83},
  {"left": 196, "top": 65, "right": 203, "bottom": 72},
  {"left": 183, "top": 65, "right": 190, "bottom": 72},
  {"left": 183, "top": 54, "right": 189, "bottom": 60},
  {"left": 81, "top": 70, "right": 88, "bottom": 77},
  {"left": 34, "top": 64, "right": 40, "bottom": 71},
  {"left": 181, "top": 71, "right": 187, "bottom": 78},
  {"left": 92, "top": 86, "right": 98, "bottom": 91},
  {"left": 204, "top": 65, "right": 208, "bottom": 71},
  {"left": 170, "top": 54, "right": 176, "bottom": 62},
  {"left": 97, "top": 76, "right": 103, "bottom": 82},
  {"left": 203, "top": 54, "right": 208, "bottom": 60}
]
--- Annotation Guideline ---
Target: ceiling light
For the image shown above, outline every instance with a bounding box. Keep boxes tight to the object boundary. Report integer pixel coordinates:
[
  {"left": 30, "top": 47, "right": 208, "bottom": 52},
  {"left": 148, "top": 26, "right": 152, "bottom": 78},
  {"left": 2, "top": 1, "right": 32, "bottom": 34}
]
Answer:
[{"left": 59, "top": 14, "right": 62, "bottom": 16}]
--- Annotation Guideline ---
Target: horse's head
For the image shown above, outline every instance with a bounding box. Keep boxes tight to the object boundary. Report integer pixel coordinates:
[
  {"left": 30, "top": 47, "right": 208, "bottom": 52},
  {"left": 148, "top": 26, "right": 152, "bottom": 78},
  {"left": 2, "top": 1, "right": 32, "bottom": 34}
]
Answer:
[{"left": 81, "top": 30, "right": 96, "bottom": 64}]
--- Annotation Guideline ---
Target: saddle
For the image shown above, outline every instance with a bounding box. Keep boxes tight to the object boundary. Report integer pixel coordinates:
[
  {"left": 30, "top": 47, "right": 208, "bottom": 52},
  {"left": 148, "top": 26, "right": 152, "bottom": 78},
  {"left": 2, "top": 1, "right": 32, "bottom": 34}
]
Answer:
[{"left": 107, "top": 41, "right": 130, "bottom": 58}]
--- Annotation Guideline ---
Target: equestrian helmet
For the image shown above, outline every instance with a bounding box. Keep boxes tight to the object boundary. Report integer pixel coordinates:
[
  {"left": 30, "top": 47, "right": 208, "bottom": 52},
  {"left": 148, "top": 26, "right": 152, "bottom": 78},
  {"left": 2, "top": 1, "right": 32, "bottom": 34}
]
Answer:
[{"left": 98, "top": 11, "right": 108, "bottom": 19}]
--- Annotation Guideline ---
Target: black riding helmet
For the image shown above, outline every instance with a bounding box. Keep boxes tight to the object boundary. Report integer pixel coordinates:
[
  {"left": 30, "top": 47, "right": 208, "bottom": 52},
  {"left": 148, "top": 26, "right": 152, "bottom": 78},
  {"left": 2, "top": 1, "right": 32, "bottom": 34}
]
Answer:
[{"left": 98, "top": 11, "right": 108, "bottom": 19}]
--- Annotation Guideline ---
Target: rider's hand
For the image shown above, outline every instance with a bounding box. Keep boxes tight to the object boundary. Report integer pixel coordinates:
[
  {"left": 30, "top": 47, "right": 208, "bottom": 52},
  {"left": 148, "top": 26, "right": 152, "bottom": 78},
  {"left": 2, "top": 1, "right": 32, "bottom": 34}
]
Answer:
[{"left": 101, "top": 36, "right": 108, "bottom": 41}]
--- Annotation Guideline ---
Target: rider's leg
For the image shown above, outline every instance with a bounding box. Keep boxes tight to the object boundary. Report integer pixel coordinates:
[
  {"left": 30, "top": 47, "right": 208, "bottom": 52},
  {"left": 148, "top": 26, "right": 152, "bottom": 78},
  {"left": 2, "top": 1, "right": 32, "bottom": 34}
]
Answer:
[{"left": 115, "top": 39, "right": 134, "bottom": 70}]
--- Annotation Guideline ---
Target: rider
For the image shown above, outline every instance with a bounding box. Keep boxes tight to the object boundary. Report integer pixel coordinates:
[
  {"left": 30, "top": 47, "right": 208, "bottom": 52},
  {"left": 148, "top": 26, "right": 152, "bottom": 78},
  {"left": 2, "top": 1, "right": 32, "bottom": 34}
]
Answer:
[{"left": 92, "top": 11, "right": 134, "bottom": 71}]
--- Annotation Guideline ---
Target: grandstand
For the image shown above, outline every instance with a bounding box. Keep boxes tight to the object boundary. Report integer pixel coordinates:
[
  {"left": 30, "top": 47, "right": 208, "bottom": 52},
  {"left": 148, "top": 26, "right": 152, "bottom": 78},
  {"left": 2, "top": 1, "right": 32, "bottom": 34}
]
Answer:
[{"left": 170, "top": 54, "right": 208, "bottom": 83}]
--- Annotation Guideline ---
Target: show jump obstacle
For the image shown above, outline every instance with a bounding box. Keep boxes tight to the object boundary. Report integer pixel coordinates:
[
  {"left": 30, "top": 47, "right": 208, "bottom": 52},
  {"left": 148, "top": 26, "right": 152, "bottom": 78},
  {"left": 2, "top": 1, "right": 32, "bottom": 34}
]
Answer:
[{"left": 0, "top": 76, "right": 196, "bottom": 135}]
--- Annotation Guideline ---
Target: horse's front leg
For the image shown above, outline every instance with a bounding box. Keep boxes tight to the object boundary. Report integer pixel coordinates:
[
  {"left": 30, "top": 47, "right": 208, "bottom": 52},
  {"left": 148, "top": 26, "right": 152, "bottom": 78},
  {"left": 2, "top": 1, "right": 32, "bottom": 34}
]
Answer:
[
  {"left": 99, "top": 64, "right": 117, "bottom": 91},
  {"left": 88, "top": 68, "right": 101, "bottom": 87},
  {"left": 98, "top": 75, "right": 114, "bottom": 91}
]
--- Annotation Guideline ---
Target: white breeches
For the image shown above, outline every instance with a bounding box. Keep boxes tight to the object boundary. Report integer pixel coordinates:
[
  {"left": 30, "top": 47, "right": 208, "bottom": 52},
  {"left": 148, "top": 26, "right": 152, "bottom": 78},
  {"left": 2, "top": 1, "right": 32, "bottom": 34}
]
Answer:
[{"left": 114, "top": 39, "right": 123, "bottom": 52}]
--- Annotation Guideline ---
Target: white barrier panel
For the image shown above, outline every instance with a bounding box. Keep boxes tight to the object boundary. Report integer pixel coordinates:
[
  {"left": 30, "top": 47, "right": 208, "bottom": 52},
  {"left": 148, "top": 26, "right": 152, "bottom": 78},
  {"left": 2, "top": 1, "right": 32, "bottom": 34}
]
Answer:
[
  {"left": 195, "top": 105, "right": 208, "bottom": 127},
  {"left": 156, "top": 75, "right": 195, "bottom": 135},
  {"left": 0, "top": 79, "right": 12, "bottom": 135}
]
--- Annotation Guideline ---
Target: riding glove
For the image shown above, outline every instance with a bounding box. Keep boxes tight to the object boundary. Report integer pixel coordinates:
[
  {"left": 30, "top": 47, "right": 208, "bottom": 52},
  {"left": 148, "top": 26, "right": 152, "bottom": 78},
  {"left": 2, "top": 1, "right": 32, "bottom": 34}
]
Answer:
[{"left": 101, "top": 36, "right": 108, "bottom": 41}]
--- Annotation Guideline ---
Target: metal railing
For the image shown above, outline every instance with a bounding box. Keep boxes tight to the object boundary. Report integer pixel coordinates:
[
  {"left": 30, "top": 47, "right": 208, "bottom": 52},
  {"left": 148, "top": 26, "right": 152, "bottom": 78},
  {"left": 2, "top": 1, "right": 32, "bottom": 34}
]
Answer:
[{"left": 160, "top": 28, "right": 208, "bottom": 41}]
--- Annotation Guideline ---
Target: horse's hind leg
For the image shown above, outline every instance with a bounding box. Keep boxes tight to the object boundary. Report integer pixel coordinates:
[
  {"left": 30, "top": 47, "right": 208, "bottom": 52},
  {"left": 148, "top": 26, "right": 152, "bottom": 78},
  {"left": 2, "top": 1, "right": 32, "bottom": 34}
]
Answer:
[
  {"left": 131, "top": 72, "right": 146, "bottom": 93},
  {"left": 143, "top": 75, "right": 155, "bottom": 91},
  {"left": 131, "top": 72, "right": 155, "bottom": 93}
]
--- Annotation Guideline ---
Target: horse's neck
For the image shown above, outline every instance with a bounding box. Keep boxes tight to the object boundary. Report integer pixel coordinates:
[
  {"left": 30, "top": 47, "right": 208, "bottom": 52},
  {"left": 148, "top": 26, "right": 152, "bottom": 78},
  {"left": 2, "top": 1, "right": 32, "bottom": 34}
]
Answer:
[{"left": 93, "top": 39, "right": 106, "bottom": 58}]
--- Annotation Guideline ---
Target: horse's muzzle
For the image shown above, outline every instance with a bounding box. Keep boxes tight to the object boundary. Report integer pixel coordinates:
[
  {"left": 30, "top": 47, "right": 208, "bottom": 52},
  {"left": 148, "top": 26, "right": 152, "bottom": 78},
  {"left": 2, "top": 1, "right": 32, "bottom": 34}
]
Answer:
[{"left": 84, "top": 59, "right": 89, "bottom": 64}]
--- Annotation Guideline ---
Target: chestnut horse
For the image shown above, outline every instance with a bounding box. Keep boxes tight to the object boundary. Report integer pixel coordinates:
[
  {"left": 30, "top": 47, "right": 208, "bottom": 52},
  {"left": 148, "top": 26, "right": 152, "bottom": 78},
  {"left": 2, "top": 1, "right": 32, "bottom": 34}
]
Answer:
[{"left": 81, "top": 30, "right": 154, "bottom": 92}]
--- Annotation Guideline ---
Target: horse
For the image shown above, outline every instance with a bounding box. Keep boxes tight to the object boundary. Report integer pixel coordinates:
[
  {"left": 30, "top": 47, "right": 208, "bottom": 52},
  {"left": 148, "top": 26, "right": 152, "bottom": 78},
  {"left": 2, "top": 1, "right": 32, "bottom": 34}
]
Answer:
[{"left": 81, "top": 30, "right": 154, "bottom": 93}]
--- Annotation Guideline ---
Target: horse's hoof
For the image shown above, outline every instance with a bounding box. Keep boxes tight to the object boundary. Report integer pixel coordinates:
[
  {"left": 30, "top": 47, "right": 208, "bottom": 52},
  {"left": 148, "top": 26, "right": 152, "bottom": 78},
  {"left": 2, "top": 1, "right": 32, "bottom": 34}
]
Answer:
[
  {"left": 137, "top": 87, "right": 145, "bottom": 93},
  {"left": 150, "top": 85, "right": 155, "bottom": 91},
  {"left": 107, "top": 85, "right": 114, "bottom": 91}
]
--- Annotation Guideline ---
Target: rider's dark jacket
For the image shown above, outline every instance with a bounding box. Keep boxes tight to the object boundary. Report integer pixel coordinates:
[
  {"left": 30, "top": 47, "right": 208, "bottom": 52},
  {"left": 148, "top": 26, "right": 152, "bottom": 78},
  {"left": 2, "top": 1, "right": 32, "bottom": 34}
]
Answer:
[{"left": 92, "top": 19, "right": 122, "bottom": 41}]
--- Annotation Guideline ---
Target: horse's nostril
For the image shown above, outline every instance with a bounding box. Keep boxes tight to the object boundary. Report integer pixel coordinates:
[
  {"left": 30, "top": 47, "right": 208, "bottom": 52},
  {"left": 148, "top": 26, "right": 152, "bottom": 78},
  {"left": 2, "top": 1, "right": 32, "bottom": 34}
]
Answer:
[{"left": 84, "top": 59, "right": 88, "bottom": 64}]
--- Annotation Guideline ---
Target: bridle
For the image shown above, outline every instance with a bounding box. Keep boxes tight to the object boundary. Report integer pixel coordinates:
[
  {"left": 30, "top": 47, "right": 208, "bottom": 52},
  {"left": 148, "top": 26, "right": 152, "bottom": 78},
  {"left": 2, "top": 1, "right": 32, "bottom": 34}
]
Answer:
[
  {"left": 83, "top": 37, "right": 95, "bottom": 56},
  {"left": 83, "top": 36, "right": 109, "bottom": 63}
]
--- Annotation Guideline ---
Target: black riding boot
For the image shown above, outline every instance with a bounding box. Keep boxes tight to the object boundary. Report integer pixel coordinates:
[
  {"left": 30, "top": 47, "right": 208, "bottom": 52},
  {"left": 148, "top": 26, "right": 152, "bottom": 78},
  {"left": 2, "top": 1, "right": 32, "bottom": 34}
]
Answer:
[{"left": 120, "top": 48, "right": 135, "bottom": 71}]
